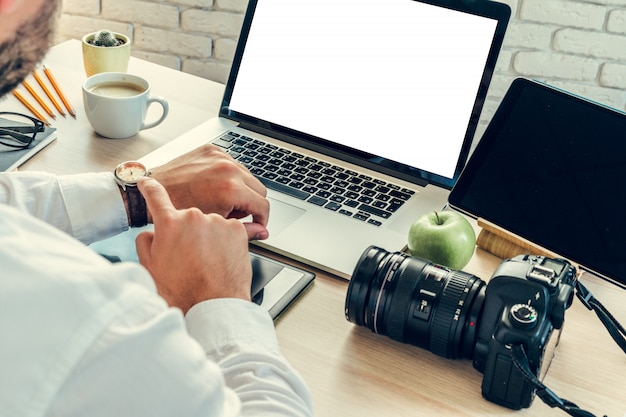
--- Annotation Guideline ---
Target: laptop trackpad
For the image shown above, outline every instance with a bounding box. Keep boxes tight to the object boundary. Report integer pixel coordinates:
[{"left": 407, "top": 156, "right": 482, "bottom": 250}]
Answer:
[{"left": 266, "top": 197, "right": 306, "bottom": 236}]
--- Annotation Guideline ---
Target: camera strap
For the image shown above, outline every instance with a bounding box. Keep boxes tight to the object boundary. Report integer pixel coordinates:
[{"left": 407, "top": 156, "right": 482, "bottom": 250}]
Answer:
[
  {"left": 574, "top": 281, "right": 626, "bottom": 354},
  {"left": 510, "top": 280, "right": 626, "bottom": 417},
  {"left": 510, "top": 344, "right": 597, "bottom": 417}
]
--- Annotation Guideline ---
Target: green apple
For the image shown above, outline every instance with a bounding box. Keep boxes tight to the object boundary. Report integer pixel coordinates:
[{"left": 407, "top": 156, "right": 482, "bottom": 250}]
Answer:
[{"left": 407, "top": 210, "right": 476, "bottom": 270}]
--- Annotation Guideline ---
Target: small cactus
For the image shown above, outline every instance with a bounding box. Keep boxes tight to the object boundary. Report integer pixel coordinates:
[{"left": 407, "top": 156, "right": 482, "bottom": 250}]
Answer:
[{"left": 90, "top": 30, "right": 124, "bottom": 47}]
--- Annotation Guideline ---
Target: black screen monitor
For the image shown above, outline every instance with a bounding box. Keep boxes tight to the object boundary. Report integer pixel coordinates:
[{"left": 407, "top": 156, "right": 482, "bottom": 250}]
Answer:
[{"left": 449, "top": 77, "right": 626, "bottom": 289}]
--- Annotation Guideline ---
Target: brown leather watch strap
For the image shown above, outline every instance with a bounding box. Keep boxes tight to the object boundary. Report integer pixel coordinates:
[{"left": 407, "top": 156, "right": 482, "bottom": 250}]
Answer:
[{"left": 126, "top": 185, "right": 148, "bottom": 228}]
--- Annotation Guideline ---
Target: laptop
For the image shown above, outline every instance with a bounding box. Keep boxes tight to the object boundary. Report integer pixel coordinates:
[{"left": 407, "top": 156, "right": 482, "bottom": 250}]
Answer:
[
  {"left": 449, "top": 77, "right": 626, "bottom": 289},
  {"left": 141, "top": 0, "right": 511, "bottom": 279}
]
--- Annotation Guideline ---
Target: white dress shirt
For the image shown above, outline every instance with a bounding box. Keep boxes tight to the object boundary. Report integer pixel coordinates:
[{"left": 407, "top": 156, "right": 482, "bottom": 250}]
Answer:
[{"left": 0, "top": 171, "right": 313, "bottom": 417}]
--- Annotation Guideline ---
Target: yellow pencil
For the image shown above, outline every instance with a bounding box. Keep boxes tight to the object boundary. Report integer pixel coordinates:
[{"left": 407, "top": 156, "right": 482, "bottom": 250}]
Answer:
[
  {"left": 32, "top": 70, "right": 66, "bottom": 116},
  {"left": 22, "top": 80, "right": 56, "bottom": 119},
  {"left": 43, "top": 65, "right": 76, "bottom": 118},
  {"left": 12, "top": 90, "right": 51, "bottom": 126}
]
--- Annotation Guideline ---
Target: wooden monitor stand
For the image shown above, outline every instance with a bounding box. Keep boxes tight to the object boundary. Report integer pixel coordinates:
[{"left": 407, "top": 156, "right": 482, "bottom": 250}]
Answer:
[{"left": 476, "top": 218, "right": 560, "bottom": 261}]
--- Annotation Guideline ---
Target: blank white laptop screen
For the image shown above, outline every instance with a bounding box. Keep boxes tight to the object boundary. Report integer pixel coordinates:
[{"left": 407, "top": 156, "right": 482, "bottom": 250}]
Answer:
[{"left": 229, "top": 0, "right": 499, "bottom": 181}]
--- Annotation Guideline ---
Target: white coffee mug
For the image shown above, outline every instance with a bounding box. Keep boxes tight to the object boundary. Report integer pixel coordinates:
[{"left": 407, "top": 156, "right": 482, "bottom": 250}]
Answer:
[{"left": 82, "top": 72, "right": 169, "bottom": 139}]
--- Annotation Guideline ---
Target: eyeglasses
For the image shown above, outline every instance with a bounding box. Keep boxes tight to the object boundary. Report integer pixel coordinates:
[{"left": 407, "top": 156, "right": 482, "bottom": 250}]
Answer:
[{"left": 0, "top": 111, "right": 45, "bottom": 150}]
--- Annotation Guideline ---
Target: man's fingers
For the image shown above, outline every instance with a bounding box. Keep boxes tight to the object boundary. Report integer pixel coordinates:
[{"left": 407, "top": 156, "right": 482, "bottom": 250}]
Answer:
[
  {"left": 138, "top": 177, "right": 176, "bottom": 222},
  {"left": 135, "top": 230, "right": 155, "bottom": 265},
  {"left": 239, "top": 191, "right": 270, "bottom": 227},
  {"left": 241, "top": 167, "right": 268, "bottom": 198},
  {"left": 243, "top": 222, "right": 269, "bottom": 241}
]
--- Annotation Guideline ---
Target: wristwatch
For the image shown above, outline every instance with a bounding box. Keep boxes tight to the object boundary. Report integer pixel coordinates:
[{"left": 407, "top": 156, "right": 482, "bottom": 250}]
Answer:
[{"left": 114, "top": 161, "right": 151, "bottom": 228}]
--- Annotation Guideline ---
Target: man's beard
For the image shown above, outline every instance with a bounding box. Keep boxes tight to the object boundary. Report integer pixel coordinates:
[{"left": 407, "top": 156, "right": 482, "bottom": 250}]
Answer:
[{"left": 0, "top": 0, "right": 60, "bottom": 98}]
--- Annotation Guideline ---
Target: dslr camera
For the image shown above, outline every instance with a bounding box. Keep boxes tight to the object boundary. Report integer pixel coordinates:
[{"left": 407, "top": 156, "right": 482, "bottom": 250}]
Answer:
[{"left": 345, "top": 246, "right": 577, "bottom": 409}]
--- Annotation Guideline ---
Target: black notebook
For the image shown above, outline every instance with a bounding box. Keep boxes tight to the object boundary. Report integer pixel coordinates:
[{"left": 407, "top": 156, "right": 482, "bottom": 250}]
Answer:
[{"left": 0, "top": 118, "right": 57, "bottom": 171}]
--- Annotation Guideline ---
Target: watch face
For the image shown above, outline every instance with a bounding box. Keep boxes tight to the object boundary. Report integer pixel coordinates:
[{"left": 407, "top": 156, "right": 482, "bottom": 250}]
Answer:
[{"left": 115, "top": 161, "right": 148, "bottom": 183}]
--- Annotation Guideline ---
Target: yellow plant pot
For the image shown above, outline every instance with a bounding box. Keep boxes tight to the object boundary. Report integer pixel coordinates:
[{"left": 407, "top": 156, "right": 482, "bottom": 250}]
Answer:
[{"left": 81, "top": 31, "right": 131, "bottom": 77}]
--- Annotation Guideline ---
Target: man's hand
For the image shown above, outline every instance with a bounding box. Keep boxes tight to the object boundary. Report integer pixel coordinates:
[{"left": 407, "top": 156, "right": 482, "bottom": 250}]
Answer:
[
  {"left": 135, "top": 177, "right": 253, "bottom": 314},
  {"left": 148, "top": 144, "right": 270, "bottom": 241}
]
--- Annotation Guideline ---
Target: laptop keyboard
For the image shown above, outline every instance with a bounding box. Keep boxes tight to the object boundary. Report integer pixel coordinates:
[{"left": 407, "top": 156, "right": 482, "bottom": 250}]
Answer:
[{"left": 212, "top": 131, "right": 415, "bottom": 226}]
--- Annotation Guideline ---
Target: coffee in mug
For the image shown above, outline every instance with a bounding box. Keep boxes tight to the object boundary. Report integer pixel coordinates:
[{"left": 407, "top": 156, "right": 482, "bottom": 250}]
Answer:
[
  {"left": 89, "top": 82, "right": 145, "bottom": 98},
  {"left": 82, "top": 73, "right": 168, "bottom": 139}
]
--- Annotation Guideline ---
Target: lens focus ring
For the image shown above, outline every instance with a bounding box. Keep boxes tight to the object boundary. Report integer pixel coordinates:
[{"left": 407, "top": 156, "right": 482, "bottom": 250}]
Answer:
[
  {"left": 430, "top": 271, "right": 469, "bottom": 357},
  {"left": 386, "top": 261, "right": 422, "bottom": 342}
]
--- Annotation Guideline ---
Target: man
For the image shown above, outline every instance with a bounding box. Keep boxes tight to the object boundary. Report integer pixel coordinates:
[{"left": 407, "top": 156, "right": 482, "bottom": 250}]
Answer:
[{"left": 0, "top": 0, "right": 313, "bottom": 415}]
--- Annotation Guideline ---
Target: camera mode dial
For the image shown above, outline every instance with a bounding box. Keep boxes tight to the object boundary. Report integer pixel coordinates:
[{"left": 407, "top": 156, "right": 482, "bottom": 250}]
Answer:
[{"left": 509, "top": 304, "right": 538, "bottom": 328}]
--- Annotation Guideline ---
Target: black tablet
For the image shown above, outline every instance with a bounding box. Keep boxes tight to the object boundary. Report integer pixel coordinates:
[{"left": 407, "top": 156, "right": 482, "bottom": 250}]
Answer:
[
  {"left": 449, "top": 78, "right": 626, "bottom": 289},
  {"left": 249, "top": 251, "right": 314, "bottom": 319},
  {"left": 90, "top": 227, "right": 314, "bottom": 318}
]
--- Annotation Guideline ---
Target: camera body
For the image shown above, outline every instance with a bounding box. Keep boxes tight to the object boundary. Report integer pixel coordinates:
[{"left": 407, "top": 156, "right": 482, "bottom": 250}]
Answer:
[
  {"left": 345, "top": 247, "right": 578, "bottom": 410},
  {"left": 472, "top": 254, "right": 576, "bottom": 409}
]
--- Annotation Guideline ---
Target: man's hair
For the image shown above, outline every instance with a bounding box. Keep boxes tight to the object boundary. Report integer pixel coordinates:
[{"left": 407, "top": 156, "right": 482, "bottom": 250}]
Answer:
[{"left": 0, "top": 0, "right": 61, "bottom": 98}]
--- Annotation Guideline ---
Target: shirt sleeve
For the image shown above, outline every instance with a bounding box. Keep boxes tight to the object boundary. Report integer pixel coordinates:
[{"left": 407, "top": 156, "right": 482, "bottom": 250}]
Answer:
[
  {"left": 186, "top": 299, "right": 314, "bottom": 417},
  {"left": 0, "top": 202, "right": 312, "bottom": 417},
  {"left": 47, "top": 270, "right": 313, "bottom": 417},
  {"left": 0, "top": 171, "right": 128, "bottom": 243}
]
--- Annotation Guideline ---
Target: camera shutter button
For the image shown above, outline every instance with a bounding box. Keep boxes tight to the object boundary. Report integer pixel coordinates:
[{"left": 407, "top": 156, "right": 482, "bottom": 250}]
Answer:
[{"left": 510, "top": 304, "right": 538, "bottom": 328}]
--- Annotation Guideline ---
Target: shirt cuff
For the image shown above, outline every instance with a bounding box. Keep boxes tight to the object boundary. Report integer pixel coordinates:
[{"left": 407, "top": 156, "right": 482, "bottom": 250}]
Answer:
[
  {"left": 58, "top": 172, "right": 129, "bottom": 244},
  {"left": 185, "top": 299, "right": 280, "bottom": 355}
]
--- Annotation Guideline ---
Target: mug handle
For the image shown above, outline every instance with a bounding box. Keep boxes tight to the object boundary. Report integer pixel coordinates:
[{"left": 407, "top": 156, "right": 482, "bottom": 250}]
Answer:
[{"left": 141, "top": 96, "right": 169, "bottom": 131}]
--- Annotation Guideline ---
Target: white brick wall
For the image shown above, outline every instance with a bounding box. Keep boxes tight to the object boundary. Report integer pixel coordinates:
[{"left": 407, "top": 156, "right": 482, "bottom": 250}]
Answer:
[
  {"left": 57, "top": 0, "right": 626, "bottom": 142},
  {"left": 57, "top": 0, "right": 246, "bottom": 84},
  {"left": 477, "top": 0, "right": 626, "bottom": 142}
]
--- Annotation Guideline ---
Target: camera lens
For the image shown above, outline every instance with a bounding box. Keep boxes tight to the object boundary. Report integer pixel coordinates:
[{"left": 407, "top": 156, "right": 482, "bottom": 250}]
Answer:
[{"left": 345, "top": 246, "right": 486, "bottom": 359}]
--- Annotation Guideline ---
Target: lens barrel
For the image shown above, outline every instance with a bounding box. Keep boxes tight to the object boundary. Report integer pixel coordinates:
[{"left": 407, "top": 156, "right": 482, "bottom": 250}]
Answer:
[{"left": 345, "top": 246, "right": 486, "bottom": 359}]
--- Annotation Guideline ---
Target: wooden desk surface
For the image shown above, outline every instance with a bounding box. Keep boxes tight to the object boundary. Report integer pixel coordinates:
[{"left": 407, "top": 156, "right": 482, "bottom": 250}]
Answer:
[{"left": 10, "top": 40, "right": 626, "bottom": 417}]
